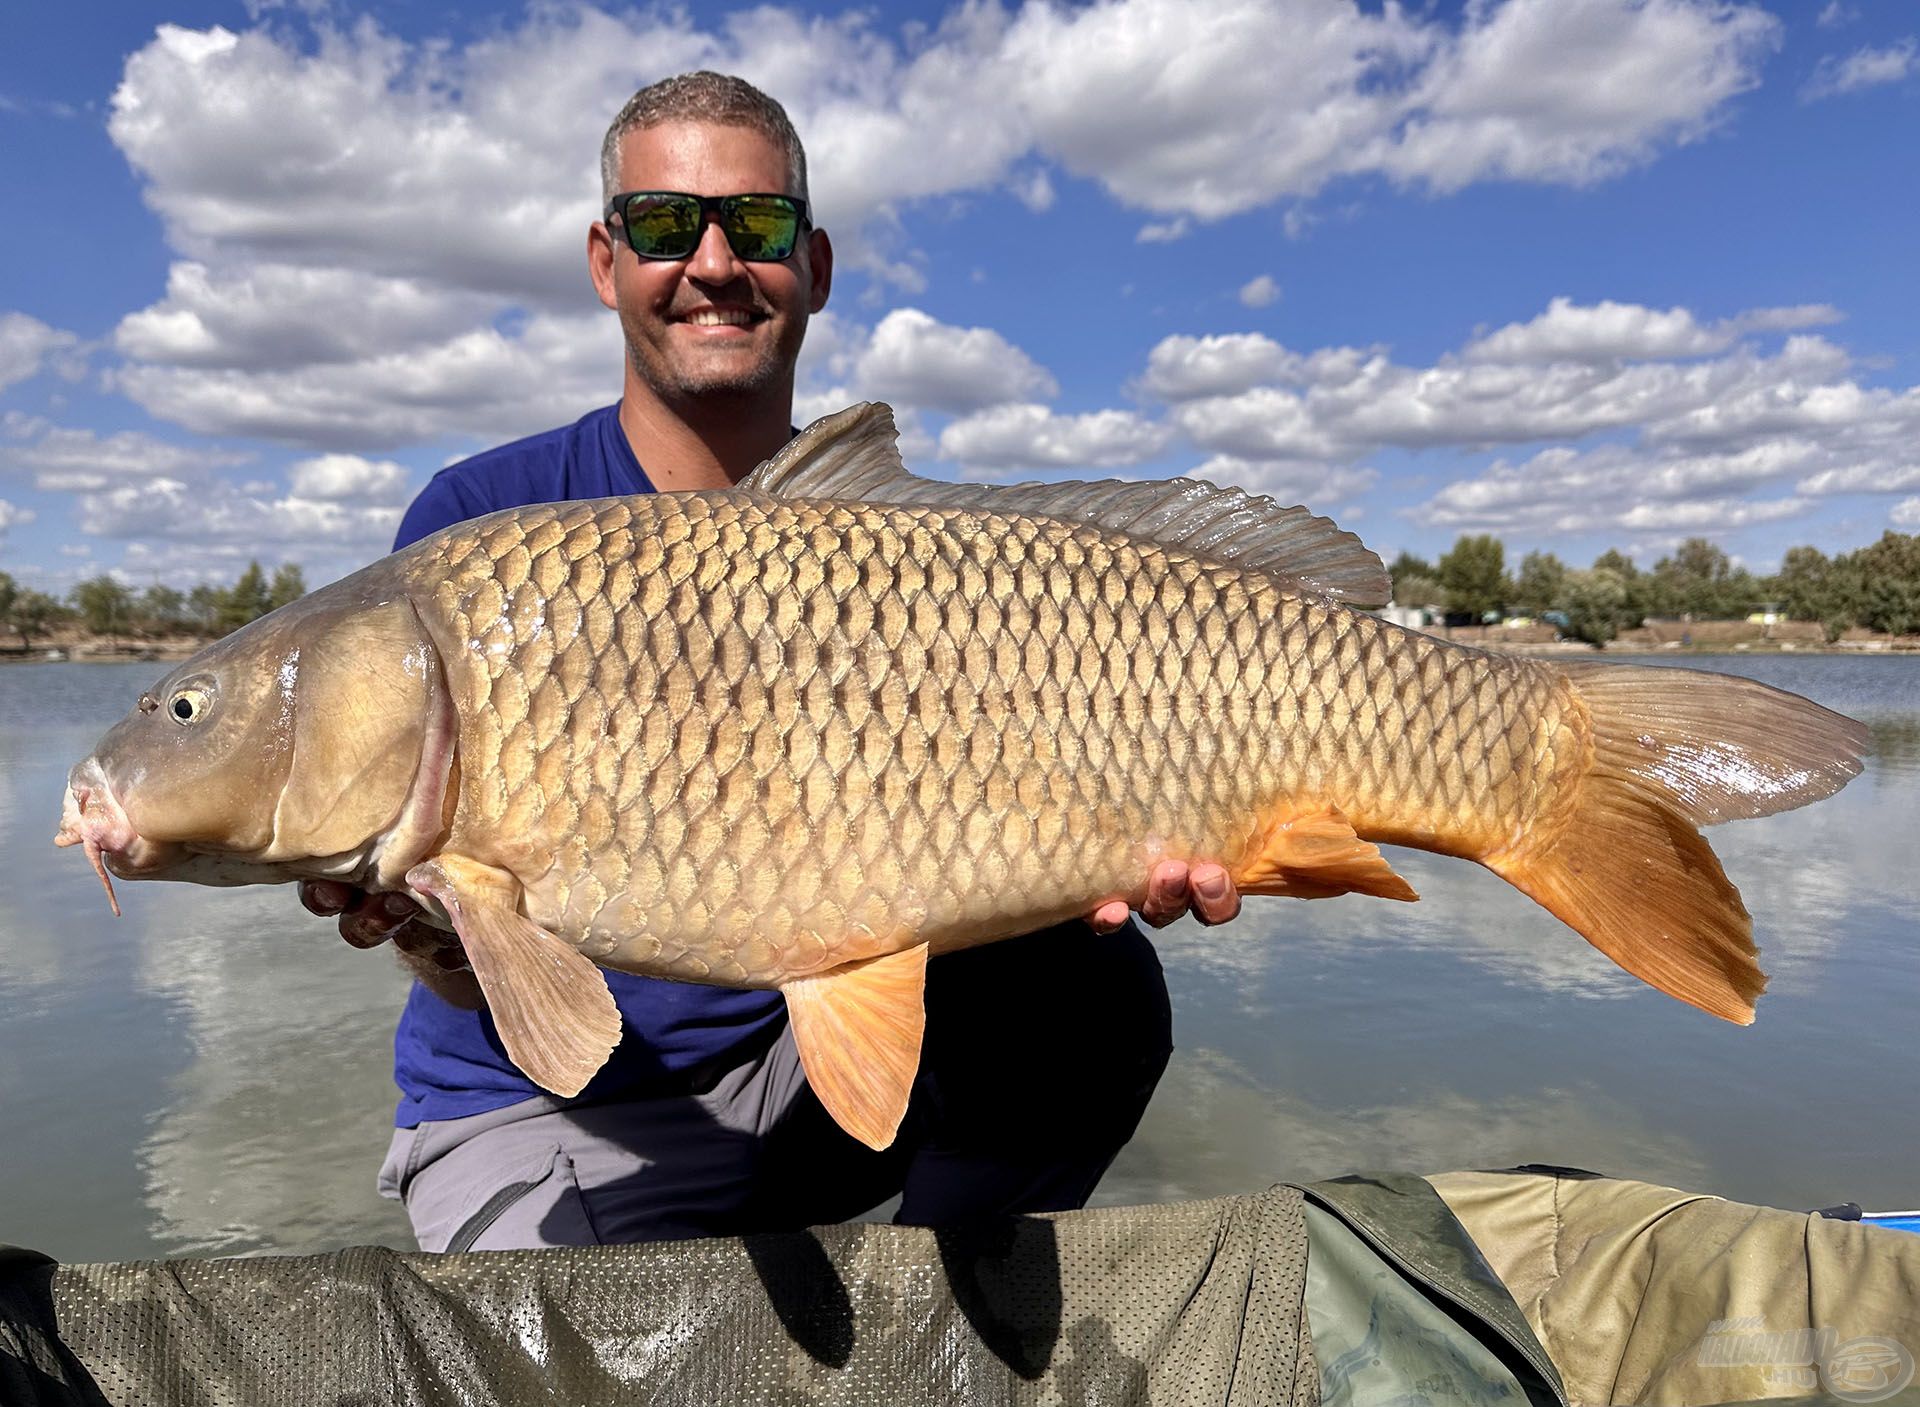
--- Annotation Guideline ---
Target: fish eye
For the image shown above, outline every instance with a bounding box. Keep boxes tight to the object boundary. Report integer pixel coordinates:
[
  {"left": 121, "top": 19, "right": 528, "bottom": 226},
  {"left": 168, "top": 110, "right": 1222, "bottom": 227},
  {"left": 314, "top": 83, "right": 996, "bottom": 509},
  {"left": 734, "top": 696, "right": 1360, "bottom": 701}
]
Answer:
[{"left": 167, "top": 685, "right": 213, "bottom": 726}]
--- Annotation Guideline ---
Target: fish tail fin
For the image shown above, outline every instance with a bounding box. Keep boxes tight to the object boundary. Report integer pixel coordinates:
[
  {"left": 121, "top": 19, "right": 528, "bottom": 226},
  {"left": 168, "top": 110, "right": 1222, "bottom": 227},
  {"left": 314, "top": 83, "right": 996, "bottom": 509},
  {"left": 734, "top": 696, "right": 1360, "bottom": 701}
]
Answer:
[{"left": 1484, "top": 663, "right": 1869, "bottom": 1024}]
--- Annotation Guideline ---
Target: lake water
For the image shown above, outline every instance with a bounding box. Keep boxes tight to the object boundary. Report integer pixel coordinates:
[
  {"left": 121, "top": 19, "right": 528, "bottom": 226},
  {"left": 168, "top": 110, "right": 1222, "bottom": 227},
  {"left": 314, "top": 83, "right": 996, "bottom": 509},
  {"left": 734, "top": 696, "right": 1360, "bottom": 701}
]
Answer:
[{"left": 3, "top": 653, "right": 1916, "bottom": 1262}]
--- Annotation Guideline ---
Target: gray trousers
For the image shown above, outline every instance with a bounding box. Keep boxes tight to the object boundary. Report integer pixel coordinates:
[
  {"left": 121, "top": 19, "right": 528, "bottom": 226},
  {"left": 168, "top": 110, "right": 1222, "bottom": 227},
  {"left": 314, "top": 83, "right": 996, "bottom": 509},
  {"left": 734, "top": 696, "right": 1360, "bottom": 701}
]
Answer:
[{"left": 380, "top": 922, "right": 1174, "bottom": 1252}]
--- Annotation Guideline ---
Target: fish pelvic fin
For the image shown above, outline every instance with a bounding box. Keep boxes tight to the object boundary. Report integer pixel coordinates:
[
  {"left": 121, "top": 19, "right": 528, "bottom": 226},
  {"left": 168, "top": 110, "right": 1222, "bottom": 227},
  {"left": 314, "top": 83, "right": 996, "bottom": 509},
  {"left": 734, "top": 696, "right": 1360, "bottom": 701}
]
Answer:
[
  {"left": 407, "top": 854, "right": 620, "bottom": 1098},
  {"left": 782, "top": 944, "right": 929, "bottom": 1151},
  {"left": 1234, "top": 803, "right": 1419, "bottom": 902},
  {"left": 1484, "top": 663, "right": 1870, "bottom": 1025}
]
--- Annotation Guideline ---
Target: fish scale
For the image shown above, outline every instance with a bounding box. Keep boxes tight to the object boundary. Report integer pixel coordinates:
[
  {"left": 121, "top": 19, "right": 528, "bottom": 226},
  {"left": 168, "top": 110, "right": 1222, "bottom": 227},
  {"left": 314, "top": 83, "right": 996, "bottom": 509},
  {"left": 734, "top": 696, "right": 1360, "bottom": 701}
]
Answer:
[{"left": 401, "top": 489, "right": 1569, "bottom": 992}]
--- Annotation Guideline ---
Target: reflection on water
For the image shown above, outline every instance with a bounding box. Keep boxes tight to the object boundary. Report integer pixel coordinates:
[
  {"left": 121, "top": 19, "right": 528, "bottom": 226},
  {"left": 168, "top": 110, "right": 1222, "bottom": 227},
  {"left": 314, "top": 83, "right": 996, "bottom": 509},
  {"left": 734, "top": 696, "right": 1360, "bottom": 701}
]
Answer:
[{"left": 2, "top": 655, "right": 1917, "bottom": 1259}]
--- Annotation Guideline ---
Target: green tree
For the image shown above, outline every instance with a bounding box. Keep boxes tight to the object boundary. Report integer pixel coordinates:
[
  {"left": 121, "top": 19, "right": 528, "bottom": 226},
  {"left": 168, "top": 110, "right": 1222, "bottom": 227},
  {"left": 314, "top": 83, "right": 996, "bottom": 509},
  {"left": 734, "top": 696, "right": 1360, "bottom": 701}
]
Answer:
[
  {"left": 139, "top": 584, "right": 187, "bottom": 637},
  {"left": 1562, "top": 567, "right": 1632, "bottom": 647},
  {"left": 0, "top": 571, "right": 16, "bottom": 630},
  {"left": 219, "top": 561, "right": 272, "bottom": 635},
  {"left": 1650, "top": 537, "right": 1755, "bottom": 619},
  {"left": 1512, "top": 551, "right": 1567, "bottom": 616},
  {"left": 1773, "top": 545, "right": 1831, "bottom": 623},
  {"left": 71, "top": 575, "right": 134, "bottom": 639},
  {"left": 188, "top": 583, "right": 226, "bottom": 636},
  {"left": 1590, "top": 549, "right": 1649, "bottom": 627},
  {"left": 1390, "top": 571, "right": 1445, "bottom": 610},
  {"left": 1437, "top": 534, "right": 1508, "bottom": 619},
  {"left": 267, "top": 563, "right": 308, "bottom": 611},
  {"left": 1851, "top": 532, "right": 1920, "bottom": 637},
  {"left": 9, "top": 589, "right": 62, "bottom": 649}
]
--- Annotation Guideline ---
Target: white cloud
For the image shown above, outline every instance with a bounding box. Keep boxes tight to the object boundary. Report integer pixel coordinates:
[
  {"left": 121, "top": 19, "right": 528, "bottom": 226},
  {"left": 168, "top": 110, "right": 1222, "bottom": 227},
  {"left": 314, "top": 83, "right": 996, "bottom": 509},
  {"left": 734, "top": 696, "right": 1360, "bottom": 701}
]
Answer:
[
  {"left": 1136, "top": 218, "right": 1190, "bottom": 244},
  {"left": 0, "top": 499, "right": 35, "bottom": 542},
  {"left": 1817, "top": 3, "right": 1855, "bottom": 28},
  {"left": 851, "top": 308, "right": 1056, "bottom": 414},
  {"left": 0, "top": 422, "right": 253, "bottom": 493},
  {"left": 115, "top": 262, "right": 485, "bottom": 369},
  {"left": 1802, "top": 39, "right": 1917, "bottom": 101},
  {"left": 77, "top": 476, "right": 402, "bottom": 556},
  {"left": 0, "top": 312, "right": 81, "bottom": 392},
  {"left": 1140, "top": 333, "right": 1303, "bottom": 401},
  {"left": 1237, "top": 275, "right": 1281, "bottom": 309},
  {"left": 939, "top": 403, "right": 1171, "bottom": 471},
  {"left": 1892, "top": 498, "right": 1920, "bottom": 528},
  {"left": 114, "top": 310, "right": 621, "bottom": 450},
  {"left": 1462, "top": 297, "right": 1840, "bottom": 363},
  {"left": 1189, "top": 455, "right": 1378, "bottom": 505},
  {"left": 1372, "top": 0, "right": 1778, "bottom": 194},
  {"left": 286, "top": 453, "right": 411, "bottom": 503}
]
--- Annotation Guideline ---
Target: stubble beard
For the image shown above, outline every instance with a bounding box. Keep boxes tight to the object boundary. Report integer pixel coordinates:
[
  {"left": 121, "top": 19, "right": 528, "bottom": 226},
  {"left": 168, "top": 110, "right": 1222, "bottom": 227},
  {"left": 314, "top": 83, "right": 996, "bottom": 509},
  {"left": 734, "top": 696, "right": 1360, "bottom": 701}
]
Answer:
[{"left": 619, "top": 305, "right": 801, "bottom": 410}]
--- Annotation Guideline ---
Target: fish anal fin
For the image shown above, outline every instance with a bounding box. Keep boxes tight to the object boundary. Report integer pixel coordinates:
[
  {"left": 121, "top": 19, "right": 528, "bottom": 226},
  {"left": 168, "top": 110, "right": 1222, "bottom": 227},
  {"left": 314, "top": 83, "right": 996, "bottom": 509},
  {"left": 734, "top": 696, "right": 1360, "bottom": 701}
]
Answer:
[
  {"left": 782, "top": 945, "right": 929, "bottom": 1151},
  {"left": 407, "top": 854, "right": 620, "bottom": 1097},
  {"left": 1234, "top": 805, "right": 1419, "bottom": 902}
]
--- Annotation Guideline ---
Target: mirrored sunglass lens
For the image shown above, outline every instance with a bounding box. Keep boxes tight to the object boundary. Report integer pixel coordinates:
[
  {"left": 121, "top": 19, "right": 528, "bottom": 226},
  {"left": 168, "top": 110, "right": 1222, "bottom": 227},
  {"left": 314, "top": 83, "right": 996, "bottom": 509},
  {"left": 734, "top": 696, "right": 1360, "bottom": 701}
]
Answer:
[
  {"left": 624, "top": 196, "right": 701, "bottom": 255},
  {"left": 724, "top": 197, "right": 799, "bottom": 259}
]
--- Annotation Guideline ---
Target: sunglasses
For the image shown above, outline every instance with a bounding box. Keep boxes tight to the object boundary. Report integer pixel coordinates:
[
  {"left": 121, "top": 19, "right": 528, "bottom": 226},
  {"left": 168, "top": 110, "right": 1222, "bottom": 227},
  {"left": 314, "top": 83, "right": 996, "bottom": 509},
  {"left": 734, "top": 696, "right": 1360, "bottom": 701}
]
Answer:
[{"left": 605, "top": 191, "right": 812, "bottom": 263}]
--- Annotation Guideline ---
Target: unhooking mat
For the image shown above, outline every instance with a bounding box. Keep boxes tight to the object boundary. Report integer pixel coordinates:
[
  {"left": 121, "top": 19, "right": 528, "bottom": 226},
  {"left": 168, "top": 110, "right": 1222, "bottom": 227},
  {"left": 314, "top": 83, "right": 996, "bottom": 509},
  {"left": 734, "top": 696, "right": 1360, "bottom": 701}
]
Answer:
[{"left": 3, "top": 1171, "right": 1917, "bottom": 1407}]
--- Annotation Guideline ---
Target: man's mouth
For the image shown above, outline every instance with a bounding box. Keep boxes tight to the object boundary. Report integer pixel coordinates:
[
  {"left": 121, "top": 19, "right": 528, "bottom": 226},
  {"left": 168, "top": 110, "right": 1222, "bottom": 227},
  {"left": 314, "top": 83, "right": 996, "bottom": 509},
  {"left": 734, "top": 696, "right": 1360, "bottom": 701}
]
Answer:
[{"left": 675, "top": 306, "right": 765, "bottom": 328}]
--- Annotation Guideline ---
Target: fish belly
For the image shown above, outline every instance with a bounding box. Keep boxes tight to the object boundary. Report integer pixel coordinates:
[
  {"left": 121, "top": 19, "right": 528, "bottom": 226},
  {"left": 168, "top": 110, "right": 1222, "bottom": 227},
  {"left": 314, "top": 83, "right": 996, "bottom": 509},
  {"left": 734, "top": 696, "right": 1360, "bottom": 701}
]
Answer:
[{"left": 408, "top": 494, "right": 1570, "bottom": 988}]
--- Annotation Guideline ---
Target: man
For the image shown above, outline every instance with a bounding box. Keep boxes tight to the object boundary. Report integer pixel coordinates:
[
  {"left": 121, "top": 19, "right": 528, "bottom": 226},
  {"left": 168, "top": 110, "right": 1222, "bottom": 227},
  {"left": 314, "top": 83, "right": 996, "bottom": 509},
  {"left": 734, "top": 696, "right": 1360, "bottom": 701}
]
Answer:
[{"left": 304, "top": 72, "right": 1240, "bottom": 1251}]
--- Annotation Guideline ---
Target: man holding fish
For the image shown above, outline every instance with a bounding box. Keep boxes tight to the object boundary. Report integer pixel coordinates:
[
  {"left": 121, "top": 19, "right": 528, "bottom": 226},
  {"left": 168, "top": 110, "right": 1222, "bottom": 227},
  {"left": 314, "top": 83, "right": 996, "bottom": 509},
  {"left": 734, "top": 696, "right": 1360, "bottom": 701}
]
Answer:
[
  {"left": 299, "top": 72, "right": 1241, "bottom": 1250},
  {"left": 60, "top": 74, "right": 1865, "bottom": 1255}
]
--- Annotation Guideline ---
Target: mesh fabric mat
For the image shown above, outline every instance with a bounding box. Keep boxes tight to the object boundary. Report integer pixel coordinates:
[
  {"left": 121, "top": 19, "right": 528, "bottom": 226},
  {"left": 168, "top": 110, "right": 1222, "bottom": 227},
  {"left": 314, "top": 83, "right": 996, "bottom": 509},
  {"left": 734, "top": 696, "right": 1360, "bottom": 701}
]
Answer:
[{"left": 2, "top": 1186, "right": 1316, "bottom": 1407}]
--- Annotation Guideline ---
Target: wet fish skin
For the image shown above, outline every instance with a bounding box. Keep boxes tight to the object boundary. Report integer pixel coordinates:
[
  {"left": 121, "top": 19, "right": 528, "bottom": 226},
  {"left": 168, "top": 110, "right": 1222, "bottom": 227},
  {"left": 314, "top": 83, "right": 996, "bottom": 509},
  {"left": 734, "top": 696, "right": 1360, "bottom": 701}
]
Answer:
[{"left": 56, "top": 403, "right": 1869, "bottom": 1149}]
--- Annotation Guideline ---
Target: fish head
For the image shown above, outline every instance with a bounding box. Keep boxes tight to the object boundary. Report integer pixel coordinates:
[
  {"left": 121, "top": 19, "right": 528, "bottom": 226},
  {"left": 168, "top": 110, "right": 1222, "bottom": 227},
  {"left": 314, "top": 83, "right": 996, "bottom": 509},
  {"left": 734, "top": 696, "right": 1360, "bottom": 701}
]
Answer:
[{"left": 56, "top": 587, "right": 449, "bottom": 904}]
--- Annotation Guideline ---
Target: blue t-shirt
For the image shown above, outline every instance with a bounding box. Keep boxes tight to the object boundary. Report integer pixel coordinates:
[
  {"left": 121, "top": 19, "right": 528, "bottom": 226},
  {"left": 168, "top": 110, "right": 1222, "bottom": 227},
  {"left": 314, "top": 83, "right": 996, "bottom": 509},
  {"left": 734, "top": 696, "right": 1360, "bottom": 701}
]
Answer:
[{"left": 390, "top": 403, "right": 788, "bottom": 1125}]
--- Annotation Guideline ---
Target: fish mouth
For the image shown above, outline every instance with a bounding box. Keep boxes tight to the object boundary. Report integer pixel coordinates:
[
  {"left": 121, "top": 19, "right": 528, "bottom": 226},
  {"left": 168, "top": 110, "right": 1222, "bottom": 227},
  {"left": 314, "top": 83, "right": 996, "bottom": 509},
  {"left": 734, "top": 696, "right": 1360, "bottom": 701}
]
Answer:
[{"left": 54, "top": 761, "right": 176, "bottom": 916}]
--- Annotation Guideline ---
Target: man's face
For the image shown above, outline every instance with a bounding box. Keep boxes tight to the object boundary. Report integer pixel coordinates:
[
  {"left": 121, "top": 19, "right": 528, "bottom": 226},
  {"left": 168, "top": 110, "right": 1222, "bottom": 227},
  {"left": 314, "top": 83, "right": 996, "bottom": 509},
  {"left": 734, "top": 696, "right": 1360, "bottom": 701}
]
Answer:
[{"left": 591, "top": 121, "right": 830, "bottom": 408}]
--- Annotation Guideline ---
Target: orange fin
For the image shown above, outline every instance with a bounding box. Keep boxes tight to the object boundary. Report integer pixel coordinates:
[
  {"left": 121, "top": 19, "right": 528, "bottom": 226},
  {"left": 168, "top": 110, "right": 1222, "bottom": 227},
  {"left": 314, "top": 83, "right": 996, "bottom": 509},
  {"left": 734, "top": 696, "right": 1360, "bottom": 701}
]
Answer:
[
  {"left": 782, "top": 945, "right": 929, "bottom": 1151},
  {"left": 407, "top": 854, "right": 621, "bottom": 1098},
  {"left": 1233, "top": 804, "right": 1418, "bottom": 902},
  {"left": 1484, "top": 773, "right": 1763, "bottom": 1024}
]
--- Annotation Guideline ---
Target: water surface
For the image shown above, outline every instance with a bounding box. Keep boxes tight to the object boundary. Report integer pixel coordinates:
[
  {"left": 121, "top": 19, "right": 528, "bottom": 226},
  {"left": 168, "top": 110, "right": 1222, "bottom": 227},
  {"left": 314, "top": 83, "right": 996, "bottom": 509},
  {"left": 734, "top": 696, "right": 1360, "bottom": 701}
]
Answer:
[{"left": 2, "top": 653, "right": 1915, "bottom": 1261}]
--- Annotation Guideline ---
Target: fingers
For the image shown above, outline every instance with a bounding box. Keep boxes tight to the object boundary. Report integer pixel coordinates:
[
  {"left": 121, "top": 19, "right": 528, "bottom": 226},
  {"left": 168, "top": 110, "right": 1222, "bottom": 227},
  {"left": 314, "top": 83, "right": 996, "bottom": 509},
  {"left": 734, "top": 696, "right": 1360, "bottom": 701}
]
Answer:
[
  {"left": 334, "top": 891, "right": 426, "bottom": 950},
  {"left": 1186, "top": 862, "right": 1241, "bottom": 926},
  {"left": 299, "top": 878, "right": 356, "bottom": 917},
  {"left": 1137, "top": 859, "right": 1191, "bottom": 928},
  {"left": 1099, "top": 859, "right": 1243, "bottom": 932}
]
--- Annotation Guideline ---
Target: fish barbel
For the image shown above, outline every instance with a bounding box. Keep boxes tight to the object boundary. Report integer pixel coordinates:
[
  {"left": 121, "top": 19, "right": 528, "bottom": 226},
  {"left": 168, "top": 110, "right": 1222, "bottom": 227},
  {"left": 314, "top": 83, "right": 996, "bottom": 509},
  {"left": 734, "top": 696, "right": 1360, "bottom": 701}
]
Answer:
[{"left": 55, "top": 404, "right": 1869, "bottom": 1148}]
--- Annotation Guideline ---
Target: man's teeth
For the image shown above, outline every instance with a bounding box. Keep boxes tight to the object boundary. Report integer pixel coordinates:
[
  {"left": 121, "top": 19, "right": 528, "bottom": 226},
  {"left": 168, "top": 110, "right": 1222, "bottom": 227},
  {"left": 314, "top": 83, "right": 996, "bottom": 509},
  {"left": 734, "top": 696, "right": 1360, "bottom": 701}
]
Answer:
[{"left": 685, "top": 309, "right": 755, "bottom": 326}]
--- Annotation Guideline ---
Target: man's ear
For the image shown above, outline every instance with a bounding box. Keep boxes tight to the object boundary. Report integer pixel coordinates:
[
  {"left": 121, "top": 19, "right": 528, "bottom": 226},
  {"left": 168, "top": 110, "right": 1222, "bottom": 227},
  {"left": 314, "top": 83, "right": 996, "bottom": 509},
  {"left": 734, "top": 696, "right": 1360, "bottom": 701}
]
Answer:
[
  {"left": 807, "top": 227, "right": 833, "bottom": 313},
  {"left": 588, "top": 220, "right": 619, "bottom": 311}
]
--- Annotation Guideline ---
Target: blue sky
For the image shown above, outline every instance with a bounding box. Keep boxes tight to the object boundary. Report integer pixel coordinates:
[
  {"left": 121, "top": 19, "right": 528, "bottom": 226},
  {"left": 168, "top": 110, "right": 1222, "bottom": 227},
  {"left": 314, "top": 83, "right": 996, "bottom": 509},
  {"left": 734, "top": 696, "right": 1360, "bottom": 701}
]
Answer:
[{"left": 1, "top": 0, "right": 1915, "bottom": 593}]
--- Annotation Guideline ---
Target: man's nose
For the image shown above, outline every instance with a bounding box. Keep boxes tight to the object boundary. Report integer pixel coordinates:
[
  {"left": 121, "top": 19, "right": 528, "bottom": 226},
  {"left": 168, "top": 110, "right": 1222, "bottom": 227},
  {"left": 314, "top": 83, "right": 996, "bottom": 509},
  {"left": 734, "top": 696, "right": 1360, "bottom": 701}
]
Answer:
[{"left": 684, "top": 216, "right": 746, "bottom": 283}]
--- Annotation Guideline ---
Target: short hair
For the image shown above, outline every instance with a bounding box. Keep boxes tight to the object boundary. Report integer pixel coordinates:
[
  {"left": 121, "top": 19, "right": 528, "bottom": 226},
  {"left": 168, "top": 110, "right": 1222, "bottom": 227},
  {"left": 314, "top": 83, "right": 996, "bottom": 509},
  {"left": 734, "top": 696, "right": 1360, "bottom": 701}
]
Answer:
[{"left": 600, "top": 72, "right": 809, "bottom": 205}]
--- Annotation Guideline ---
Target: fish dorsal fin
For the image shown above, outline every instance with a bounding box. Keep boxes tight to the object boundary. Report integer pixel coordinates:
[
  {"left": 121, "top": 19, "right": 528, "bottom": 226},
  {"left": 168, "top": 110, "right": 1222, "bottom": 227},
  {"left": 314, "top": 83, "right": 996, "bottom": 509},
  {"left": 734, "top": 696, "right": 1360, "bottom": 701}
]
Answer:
[
  {"left": 742, "top": 402, "right": 1390, "bottom": 606},
  {"left": 781, "top": 944, "right": 929, "bottom": 1151},
  {"left": 407, "top": 854, "right": 621, "bottom": 1098}
]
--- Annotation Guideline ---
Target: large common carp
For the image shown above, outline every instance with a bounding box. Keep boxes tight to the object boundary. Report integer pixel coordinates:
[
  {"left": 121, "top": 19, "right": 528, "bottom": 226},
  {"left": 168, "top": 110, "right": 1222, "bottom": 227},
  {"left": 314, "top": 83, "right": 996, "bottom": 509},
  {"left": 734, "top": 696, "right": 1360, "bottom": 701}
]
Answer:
[{"left": 56, "top": 403, "right": 1868, "bottom": 1149}]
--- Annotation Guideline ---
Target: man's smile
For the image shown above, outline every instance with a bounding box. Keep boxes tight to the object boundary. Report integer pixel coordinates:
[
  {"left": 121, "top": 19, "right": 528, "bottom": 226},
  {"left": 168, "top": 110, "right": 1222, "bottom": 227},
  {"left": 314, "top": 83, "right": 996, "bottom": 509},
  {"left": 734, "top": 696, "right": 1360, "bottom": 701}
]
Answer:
[{"left": 673, "top": 305, "right": 767, "bottom": 331}]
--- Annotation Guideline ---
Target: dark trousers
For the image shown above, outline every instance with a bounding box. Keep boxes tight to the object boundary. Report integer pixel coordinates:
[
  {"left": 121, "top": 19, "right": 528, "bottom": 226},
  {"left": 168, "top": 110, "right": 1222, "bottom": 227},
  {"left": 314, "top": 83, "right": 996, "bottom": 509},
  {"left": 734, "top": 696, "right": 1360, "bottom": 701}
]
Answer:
[{"left": 380, "top": 922, "right": 1173, "bottom": 1251}]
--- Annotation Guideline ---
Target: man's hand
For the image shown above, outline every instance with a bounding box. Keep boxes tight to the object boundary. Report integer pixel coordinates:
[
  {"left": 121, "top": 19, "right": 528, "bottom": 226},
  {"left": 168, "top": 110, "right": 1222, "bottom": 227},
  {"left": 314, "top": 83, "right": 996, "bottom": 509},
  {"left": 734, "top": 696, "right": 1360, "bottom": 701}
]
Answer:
[
  {"left": 1088, "top": 859, "right": 1241, "bottom": 934},
  {"left": 298, "top": 879, "right": 486, "bottom": 1009}
]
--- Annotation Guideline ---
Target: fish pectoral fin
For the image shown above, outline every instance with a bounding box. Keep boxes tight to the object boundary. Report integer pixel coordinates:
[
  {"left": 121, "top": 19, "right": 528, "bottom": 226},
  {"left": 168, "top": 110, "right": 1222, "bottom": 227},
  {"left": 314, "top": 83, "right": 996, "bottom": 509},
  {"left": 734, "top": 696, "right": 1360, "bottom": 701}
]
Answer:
[
  {"left": 1234, "top": 804, "right": 1419, "bottom": 902},
  {"left": 782, "top": 945, "right": 929, "bottom": 1152},
  {"left": 406, "top": 854, "right": 620, "bottom": 1099}
]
